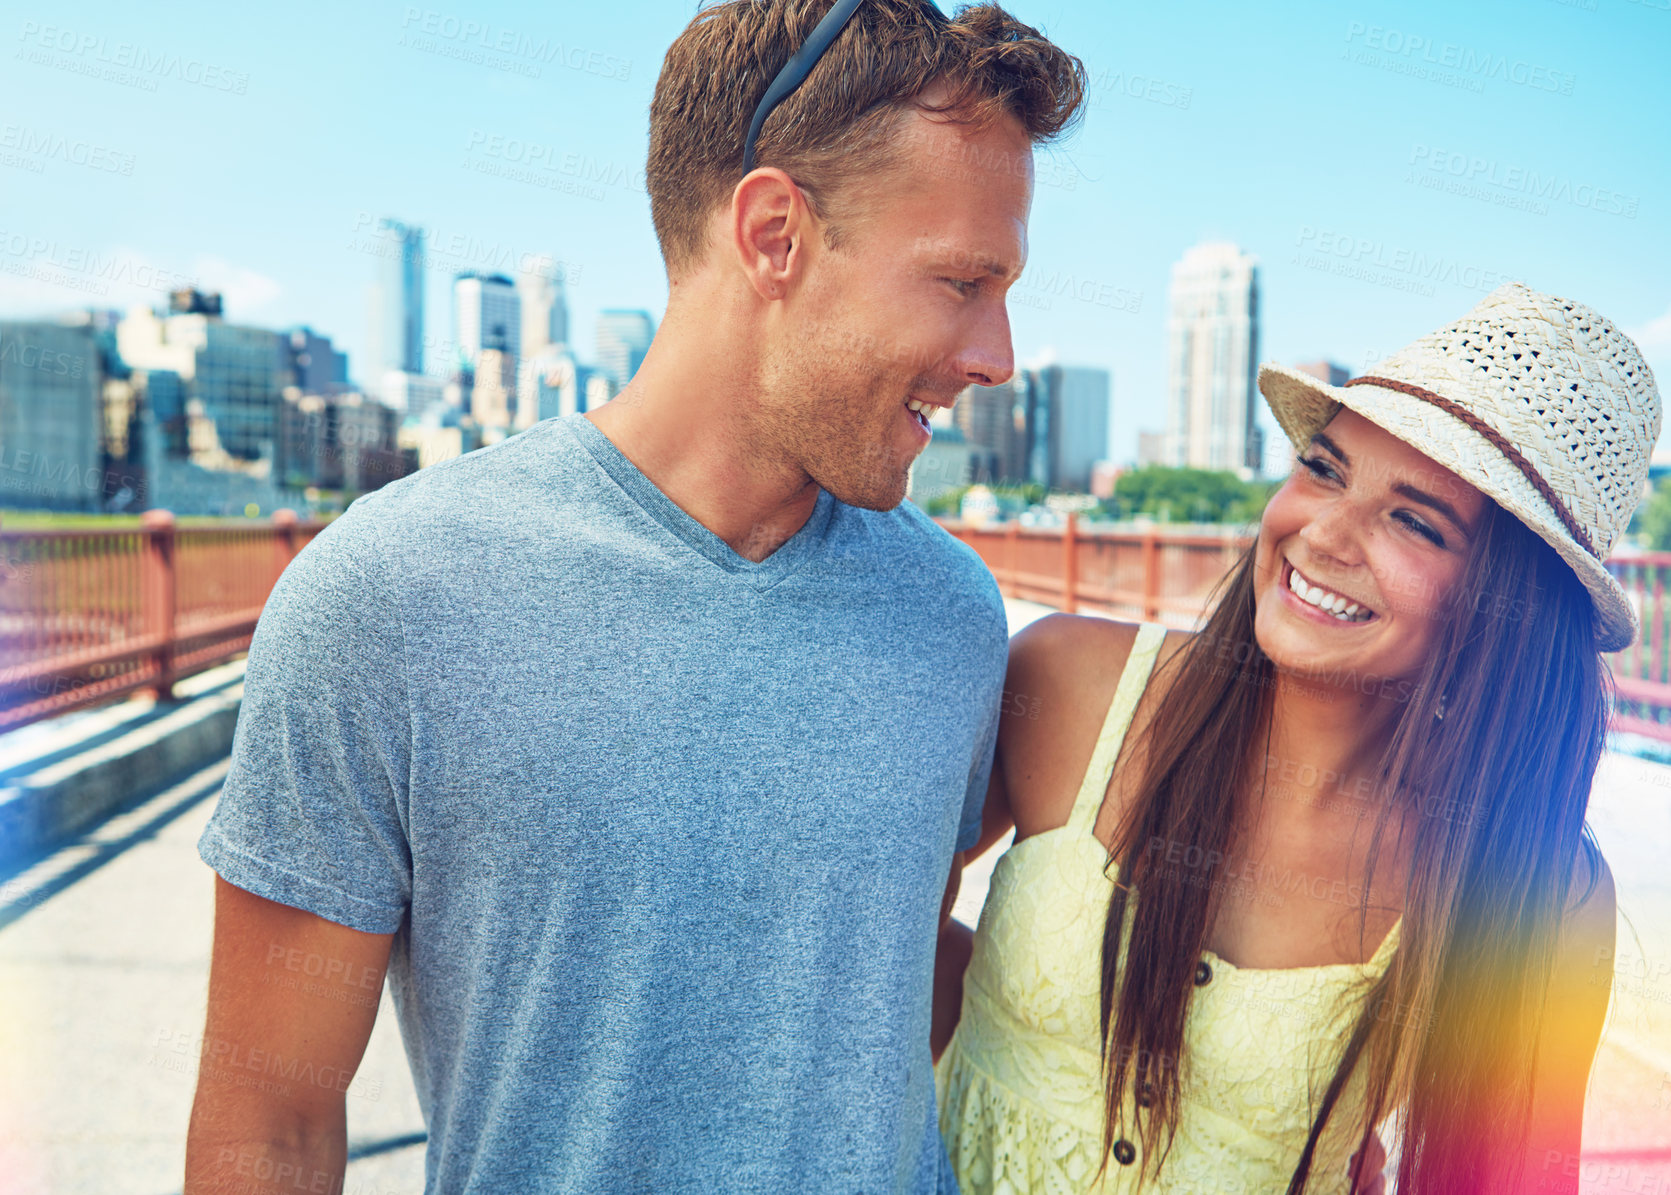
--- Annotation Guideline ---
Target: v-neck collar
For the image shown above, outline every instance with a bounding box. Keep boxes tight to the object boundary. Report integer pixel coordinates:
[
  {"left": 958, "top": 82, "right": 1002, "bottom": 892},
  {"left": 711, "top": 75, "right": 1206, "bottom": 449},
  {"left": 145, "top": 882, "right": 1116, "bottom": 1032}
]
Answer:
[{"left": 564, "top": 413, "right": 835, "bottom": 592}]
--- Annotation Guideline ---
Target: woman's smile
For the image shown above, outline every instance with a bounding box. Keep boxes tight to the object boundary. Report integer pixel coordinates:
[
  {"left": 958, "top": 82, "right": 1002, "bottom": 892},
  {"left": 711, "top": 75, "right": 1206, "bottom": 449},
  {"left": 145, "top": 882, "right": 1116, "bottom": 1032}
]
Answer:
[{"left": 1279, "top": 558, "right": 1378, "bottom": 625}]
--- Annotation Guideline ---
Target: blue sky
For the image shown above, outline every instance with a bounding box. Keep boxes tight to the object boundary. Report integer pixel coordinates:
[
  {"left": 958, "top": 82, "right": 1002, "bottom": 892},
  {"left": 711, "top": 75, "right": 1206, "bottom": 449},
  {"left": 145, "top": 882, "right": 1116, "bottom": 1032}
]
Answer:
[{"left": 3, "top": 0, "right": 1667, "bottom": 469}]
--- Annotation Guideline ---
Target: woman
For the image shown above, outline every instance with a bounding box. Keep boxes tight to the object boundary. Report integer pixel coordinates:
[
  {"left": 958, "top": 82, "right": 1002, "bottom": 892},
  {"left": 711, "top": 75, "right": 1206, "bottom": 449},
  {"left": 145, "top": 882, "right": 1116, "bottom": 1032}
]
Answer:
[{"left": 932, "top": 282, "right": 1660, "bottom": 1193}]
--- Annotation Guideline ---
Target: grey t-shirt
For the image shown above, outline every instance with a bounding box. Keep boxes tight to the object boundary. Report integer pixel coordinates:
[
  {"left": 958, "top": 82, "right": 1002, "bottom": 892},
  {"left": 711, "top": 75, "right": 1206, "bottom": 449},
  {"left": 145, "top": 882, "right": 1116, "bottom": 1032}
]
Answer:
[{"left": 198, "top": 413, "right": 1007, "bottom": 1194}]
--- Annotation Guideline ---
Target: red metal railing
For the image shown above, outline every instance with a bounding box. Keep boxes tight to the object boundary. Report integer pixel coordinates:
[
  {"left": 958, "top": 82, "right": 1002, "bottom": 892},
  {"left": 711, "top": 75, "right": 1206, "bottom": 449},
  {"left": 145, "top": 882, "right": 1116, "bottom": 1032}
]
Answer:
[
  {"left": 939, "top": 516, "right": 1671, "bottom": 743},
  {"left": 0, "top": 511, "right": 327, "bottom": 733}
]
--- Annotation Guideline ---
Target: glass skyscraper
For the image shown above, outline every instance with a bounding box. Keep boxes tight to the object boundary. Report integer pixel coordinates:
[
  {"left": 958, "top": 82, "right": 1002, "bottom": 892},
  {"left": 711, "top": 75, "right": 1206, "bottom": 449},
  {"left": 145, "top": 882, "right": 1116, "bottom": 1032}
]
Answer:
[
  {"left": 368, "top": 217, "right": 426, "bottom": 378},
  {"left": 594, "top": 309, "right": 655, "bottom": 391}
]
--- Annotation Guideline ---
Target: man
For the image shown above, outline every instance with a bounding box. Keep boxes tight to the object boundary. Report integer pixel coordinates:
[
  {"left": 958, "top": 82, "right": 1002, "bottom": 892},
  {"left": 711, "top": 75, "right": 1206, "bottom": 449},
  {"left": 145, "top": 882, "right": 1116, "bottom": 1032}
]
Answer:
[{"left": 185, "top": 1, "right": 1085, "bottom": 1190}]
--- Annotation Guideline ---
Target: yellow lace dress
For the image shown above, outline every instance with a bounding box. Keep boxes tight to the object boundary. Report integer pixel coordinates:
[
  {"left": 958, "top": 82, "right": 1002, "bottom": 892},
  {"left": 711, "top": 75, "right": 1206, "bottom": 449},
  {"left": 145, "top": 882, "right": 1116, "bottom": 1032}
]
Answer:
[{"left": 936, "top": 622, "right": 1401, "bottom": 1194}]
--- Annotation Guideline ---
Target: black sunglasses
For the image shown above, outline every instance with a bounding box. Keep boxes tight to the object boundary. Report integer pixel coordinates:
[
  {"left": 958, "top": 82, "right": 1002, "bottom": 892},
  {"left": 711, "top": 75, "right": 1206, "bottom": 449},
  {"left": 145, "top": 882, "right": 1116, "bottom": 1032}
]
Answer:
[{"left": 741, "top": 0, "right": 868, "bottom": 175}]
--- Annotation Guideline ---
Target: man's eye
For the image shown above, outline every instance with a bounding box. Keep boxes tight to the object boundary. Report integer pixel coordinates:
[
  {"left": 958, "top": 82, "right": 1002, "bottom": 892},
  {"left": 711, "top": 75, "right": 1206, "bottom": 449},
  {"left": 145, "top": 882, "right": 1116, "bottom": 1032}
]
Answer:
[{"left": 942, "top": 277, "right": 979, "bottom": 296}]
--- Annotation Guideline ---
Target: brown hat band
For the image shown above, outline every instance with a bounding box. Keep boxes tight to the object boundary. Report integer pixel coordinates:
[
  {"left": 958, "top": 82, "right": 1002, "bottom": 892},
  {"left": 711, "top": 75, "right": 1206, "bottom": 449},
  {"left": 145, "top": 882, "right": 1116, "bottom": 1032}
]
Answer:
[{"left": 1343, "top": 375, "right": 1599, "bottom": 558}]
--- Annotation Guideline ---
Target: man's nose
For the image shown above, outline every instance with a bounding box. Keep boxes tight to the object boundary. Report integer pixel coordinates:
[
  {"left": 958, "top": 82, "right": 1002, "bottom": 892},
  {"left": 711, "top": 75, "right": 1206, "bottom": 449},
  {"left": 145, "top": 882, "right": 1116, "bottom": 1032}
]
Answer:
[{"left": 959, "top": 302, "right": 1014, "bottom": 389}]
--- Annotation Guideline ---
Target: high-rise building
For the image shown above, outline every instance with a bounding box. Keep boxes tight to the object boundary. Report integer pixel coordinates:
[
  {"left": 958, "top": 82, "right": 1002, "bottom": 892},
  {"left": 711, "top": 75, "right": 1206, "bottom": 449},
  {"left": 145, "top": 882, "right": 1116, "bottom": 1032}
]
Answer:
[
  {"left": 1165, "top": 242, "right": 1262, "bottom": 477},
  {"left": 117, "top": 293, "right": 290, "bottom": 471},
  {"left": 517, "top": 257, "right": 569, "bottom": 355},
  {"left": 595, "top": 309, "right": 655, "bottom": 390},
  {"left": 955, "top": 378, "right": 1025, "bottom": 484},
  {"left": 1029, "top": 364, "right": 1111, "bottom": 492},
  {"left": 368, "top": 218, "right": 426, "bottom": 377},
  {"left": 284, "top": 327, "right": 349, "bottom": 395},
  {"left": 1294, "top": 360, "right": 1350, "bottom": 386},
  {"left": 454, "top": 273, "right": 521, "bottom": 429},
  {"left": 908, "top": 424, "right": 975, "bottom": 506},
  {"left": 516, "top": 259, "right": 570, "bottom": 423},
  {"left": 380, "top": 370, "right": 446, "bottom": 422},
  {"left": 0, "top": 321, "right": 104, "bottom": 511},
  {"left": 454, "top": 273, "right": 521, "bottom": 366},
  {"left": 279, "top": 388, "right": 414, "bottom": 493}
]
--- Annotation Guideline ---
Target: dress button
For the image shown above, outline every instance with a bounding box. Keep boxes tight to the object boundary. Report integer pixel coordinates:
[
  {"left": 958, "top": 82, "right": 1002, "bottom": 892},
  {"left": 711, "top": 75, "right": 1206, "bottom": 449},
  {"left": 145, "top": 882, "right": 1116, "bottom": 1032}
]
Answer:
[
  {"left": 1113, "top": 1139, "right": 1137, "bottom": 1166},
  {"left": 1195, "top": 960, "right": 1213, "bottom": 986}
]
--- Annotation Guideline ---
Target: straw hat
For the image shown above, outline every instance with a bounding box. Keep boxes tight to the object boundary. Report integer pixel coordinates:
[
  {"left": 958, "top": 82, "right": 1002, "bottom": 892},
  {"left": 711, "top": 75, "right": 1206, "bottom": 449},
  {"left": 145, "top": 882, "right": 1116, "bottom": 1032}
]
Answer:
[{"left": 1259, "top": 282, "right": 1661, "bottom": 652}]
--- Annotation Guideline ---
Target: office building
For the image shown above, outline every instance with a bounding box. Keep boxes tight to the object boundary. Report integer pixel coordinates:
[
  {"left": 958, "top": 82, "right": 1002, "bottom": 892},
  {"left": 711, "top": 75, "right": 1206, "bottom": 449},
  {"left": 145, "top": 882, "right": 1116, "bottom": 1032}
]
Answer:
[
  {"left": 955, "top": 378, "right": 1025, "bottom": 484},
  {"left": 0, "top": 321, "right": 104, "bottom": 511},
  {"left": 518, "top": 257, "right": 569, "bottom": 355},
  {"left": 908, "top": 424, "right": 975, "bottom": 506},
  {"left": 380, "top": 370, "right": 447, "bottom": 422},
  {"left": 1029, "top": 363, "right": 1110, "bottom": 492},
  {"left": 368, "top": 218, "right": 426, "bottom": 377},
  {"left": 454, "top": 273, "right": 521, "bottom": 428},
  {"left": 595, "top": 309, "right": 655, "bottom": 390},
  {"left": 284, "top": 327, "right": 350, "bottom": 395},
  {"left": 280, "top": 389, "right": 415, "bottom": 493},
  {"left": 1294, "top": 360, "right": 1351, "bottom": 386},
  {"left": 1165, "top": 242, "right": 1262, "bottom": 477},
  {"left": 116, "top": 292, "right": 290, "bottom": 471}
]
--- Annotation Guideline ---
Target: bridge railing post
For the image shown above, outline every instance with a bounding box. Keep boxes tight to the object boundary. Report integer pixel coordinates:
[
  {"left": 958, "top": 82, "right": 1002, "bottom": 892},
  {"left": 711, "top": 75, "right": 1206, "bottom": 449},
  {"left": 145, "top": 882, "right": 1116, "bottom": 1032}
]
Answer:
[{"left": 140, "top": 509, "right": 177, "bottom": 702}]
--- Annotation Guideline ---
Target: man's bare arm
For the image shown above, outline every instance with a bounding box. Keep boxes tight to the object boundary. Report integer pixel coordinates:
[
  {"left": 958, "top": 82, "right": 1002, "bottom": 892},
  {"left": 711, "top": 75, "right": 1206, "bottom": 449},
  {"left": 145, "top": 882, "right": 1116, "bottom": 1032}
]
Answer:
[{"left": 184, "top": 876, "right": 395, "bottom": 1194}]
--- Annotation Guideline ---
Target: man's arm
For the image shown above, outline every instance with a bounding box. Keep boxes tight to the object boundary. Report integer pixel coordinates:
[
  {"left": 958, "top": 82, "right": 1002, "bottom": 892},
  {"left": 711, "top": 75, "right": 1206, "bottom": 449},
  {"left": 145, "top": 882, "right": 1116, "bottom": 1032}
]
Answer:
[{"left": 184, "top": 876, "right": 395, "bottom": 1194}]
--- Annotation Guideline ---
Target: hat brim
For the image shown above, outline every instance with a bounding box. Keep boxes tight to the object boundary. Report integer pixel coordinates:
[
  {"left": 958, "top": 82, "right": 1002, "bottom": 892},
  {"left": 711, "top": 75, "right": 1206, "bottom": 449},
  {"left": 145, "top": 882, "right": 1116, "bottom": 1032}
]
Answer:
[{"left": 1257, "top": 362, "right": 1637, "bottom": 653}]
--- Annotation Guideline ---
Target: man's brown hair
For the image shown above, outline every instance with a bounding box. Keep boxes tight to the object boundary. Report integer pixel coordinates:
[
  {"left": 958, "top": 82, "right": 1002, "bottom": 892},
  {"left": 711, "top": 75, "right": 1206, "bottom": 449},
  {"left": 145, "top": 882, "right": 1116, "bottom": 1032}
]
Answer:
[{"left": 647, "top": 0, "right": 1087, "bottom": 278}]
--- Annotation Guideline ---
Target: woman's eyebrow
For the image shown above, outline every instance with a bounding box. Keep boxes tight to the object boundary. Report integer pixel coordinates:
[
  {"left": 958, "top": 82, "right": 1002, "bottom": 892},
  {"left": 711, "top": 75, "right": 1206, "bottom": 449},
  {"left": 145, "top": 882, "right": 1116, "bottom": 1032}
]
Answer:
[
  {"left": 1311, "top": 433, "right": 1474, "bottom": 538},
  {"left": 1391, "top": 482, "right": 1475, "bottom": 538}
]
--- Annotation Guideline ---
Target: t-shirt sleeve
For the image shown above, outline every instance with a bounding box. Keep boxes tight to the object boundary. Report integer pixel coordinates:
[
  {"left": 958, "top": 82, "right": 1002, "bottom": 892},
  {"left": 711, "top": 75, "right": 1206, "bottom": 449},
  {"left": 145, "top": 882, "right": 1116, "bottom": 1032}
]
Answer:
[
  {"left": 197, "top": 504, "right": 413, "bottom": 934},
  {"left": 953, "top": 589, "right": 1007, "bottom": 854}
]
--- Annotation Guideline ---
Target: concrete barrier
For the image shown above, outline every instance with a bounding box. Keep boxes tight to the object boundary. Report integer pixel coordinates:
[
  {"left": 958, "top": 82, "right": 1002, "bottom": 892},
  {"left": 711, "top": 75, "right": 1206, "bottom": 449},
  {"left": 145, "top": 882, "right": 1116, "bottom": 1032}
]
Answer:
[{"left": 0, "top": 684, "right": 242, "bottom": 865}]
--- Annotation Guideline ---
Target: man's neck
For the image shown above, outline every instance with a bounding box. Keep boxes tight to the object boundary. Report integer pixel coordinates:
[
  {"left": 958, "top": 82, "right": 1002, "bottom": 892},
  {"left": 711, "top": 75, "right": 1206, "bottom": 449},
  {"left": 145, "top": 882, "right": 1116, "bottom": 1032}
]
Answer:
[{"left": 583, "top": 306, "right": 821, "bottom": 563}]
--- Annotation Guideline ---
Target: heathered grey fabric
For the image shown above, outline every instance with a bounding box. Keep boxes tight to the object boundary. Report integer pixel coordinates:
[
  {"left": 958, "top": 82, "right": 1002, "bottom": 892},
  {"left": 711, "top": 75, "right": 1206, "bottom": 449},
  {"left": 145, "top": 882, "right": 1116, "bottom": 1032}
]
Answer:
[{"left": 198, "top": 412, "right": 1007, "bottom": 1194}]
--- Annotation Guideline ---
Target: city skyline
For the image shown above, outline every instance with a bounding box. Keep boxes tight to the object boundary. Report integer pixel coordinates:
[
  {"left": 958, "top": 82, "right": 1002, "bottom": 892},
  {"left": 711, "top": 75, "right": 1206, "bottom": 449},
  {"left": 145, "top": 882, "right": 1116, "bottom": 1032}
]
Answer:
[{"left": 1, "top": 1, "right": 1667, "bottom": 470}]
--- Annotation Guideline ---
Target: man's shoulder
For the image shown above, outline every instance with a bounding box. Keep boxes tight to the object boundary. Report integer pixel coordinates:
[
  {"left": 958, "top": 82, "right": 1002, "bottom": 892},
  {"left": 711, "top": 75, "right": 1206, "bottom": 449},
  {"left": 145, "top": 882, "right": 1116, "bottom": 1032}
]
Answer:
[
  {"left": 842, "top": 499, "right": 1002, "bottom": 605},
  {"left": 322, "top": 418, "right": 584, "bottom": 552}
]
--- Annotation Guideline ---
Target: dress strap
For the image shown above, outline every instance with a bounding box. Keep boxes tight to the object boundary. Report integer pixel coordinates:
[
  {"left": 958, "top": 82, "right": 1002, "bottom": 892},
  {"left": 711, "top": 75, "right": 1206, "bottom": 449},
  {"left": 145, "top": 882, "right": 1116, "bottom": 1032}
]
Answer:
[{"left": 1066, "top": 622, "right": 1169, "bottom": 835}]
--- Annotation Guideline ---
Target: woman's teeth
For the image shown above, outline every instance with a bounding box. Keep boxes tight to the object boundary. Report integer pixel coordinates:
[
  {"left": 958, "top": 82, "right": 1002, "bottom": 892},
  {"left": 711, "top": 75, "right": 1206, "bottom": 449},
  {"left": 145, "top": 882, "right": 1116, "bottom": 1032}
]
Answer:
[{"left": 1288, "top": 565, "right": 1374, "bottom": 622}]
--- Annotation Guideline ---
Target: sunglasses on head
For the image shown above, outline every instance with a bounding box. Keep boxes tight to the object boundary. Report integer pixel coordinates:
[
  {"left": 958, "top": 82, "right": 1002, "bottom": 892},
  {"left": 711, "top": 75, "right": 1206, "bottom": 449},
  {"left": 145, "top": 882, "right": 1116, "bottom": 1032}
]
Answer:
[{"left": 740, "top": 0, "right": 868, "bottom": 175}]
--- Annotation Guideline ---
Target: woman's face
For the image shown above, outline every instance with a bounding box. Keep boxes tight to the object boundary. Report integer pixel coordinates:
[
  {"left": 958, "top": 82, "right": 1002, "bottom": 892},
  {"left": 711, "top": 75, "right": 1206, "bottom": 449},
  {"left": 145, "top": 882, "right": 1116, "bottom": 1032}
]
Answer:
[{"left": 1253, "top": 407, "right": 1489, "bottom": 690}]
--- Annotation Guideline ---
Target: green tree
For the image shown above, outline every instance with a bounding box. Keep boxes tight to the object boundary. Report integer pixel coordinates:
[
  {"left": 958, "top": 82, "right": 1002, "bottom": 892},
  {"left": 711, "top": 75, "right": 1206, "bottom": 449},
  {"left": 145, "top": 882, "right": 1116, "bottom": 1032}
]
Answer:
[
  {"left": 1102, "top": 465, "right": 1276, "bottom": 525},
  {"left": 1633, "top": 474, "right": 1671, "bottom": 550}
]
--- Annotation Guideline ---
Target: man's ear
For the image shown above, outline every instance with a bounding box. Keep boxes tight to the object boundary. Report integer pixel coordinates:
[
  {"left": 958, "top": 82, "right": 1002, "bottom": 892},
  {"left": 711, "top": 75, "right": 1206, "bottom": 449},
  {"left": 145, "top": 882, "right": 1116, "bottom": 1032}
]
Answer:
[{"left": 730, "top": 168, "right": 814, "bottom": 302}]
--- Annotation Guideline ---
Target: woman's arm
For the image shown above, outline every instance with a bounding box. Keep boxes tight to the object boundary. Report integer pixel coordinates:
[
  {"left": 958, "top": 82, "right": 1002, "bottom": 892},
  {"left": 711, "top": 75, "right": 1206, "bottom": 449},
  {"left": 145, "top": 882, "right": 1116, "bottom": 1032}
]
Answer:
[
  {"left": 1502, "top": 845, "right": 1617, "bottom": 1193},
  {"left": 931, "top": 614, "right": 1124, "bottom": 1059}
]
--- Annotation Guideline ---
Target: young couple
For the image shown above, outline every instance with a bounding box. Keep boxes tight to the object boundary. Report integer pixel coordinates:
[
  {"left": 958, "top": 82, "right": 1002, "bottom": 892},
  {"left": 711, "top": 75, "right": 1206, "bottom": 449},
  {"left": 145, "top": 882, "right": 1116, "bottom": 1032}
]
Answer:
[{"left": 183, "top": 1, "right": 1657, "bottom": 1192}]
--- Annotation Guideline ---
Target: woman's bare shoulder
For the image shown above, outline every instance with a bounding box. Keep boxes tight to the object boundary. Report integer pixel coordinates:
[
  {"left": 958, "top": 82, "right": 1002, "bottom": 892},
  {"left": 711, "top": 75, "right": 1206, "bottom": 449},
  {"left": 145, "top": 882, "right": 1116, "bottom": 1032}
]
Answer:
[{"left": 1001, "top": 615, "right": 1192, "bottom": 838}]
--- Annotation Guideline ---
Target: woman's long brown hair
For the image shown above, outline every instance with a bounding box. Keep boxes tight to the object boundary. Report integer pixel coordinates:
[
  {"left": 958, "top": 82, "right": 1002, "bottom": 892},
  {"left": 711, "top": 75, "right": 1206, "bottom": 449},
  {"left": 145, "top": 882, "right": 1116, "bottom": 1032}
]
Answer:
[{"left": 1093, "top": 494, "right": 1609, "bottom": 1192}]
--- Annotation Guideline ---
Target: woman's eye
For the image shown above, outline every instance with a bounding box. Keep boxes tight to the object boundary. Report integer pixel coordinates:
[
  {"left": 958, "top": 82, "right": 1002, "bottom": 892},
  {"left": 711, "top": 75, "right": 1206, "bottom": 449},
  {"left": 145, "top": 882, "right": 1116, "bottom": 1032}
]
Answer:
[
  {"left": 1297, "top": 454, "right": 1337, "bottom": 482},
  {"left": 1395, "top": 513, "right": 1445, "bottom": 547}
]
